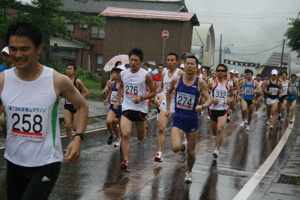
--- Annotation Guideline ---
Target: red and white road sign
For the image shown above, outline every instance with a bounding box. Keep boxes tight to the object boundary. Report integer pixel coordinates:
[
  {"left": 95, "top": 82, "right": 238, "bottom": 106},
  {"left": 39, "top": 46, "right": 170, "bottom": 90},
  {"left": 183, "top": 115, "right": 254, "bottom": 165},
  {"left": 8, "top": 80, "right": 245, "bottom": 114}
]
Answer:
[{"left": 162, "top": 30, "right": 169, "bottom": 39}]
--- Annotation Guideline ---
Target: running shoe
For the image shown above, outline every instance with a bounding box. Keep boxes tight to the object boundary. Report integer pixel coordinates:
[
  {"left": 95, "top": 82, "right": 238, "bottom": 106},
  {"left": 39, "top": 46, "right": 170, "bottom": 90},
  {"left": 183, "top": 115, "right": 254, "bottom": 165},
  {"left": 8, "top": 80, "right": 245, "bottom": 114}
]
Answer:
[
  {"left": 240, "top": 120, "right": 245, "bottom": 127},
  {"left": 120, "top": 161, "right": 130, "bottom": 172},
  {"left": 213, "top": 151, "right": 219, "bottom": 159},
  {"left": 245, "top": 119, "right": 248, "bottom": 124},
  {"left": 266, "top": 120, "right": 271, "bottom": 125},
  {"left": 114, "top": 139, "right": 121, "bottom": 148},
  {"left": 246, "top": 125, "right": 250, "bottom": 131},
  {"left": 207, "top": 115, "right": 210, "bottom": 120},
  {"left": 227, "top": 115, "right": 231, "bottom": 122},
  {"left": 178, "top": 144, "right": 186, "bottom": 163},
  {"left": 183, "top": 134, "right": 187, "bottom": 146},
  {"left": 107, "top": 135, "right": 115, "bottom": 145},
  {"left": 154, "top": 153, "right": 163, "bottom": 162},
  {"left": 280, "top": 119, "right": 284, "bottom": 124},
  {"left": 290, "top": 120, "right": 293, "bottom": 124},
  {"left": 146, "top": 125, "right": 149, "bottom": 135},
  {"left": 185, "top": 171, "right": 192, "bottom": 183},
  {"left": 277, "top": 114, "right": 281, "bottom": 121},
  {"left": 270, "top": 126, "right": 274, "bottom": 131}
]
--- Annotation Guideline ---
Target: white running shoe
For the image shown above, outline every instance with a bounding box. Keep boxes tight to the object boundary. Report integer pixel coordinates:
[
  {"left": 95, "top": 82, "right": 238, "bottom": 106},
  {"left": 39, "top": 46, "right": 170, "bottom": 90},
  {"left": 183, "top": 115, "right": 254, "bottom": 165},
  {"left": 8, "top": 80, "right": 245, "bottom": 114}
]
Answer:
[
  {"left": 185, "top": 171, "right": 192, "bottom": 183},
  {"left": 114, "top": 139, "right": 121, "bottom": 148},
  {"left": 178, "top": 144, "right": 186, "bottom": 163},
  {"left": 213, "top": 150, "right": 219, "bottom": 159},
  {"left": 154, "top": 153, "right": 163, "bottom": 162},
  {"left": 240, "top": 121, "right": 245, "bottom": 127},
  {"left": 227, "top": 115, "right": 231, "bottom": 121},
  {"left": 207, "top": 115, "right": 210, "bottom": 120},
  {"left": 183, "top": 137, "right": 187, "bottom": 146},
  {"left": 245, "top": 119, "right": 248, "bottom": 124},
  {"left": 246, "top": 125, "right": 250, "bottom": 131},
  {"left": 266, "top": 120, "right": 271, "bottom": 125}
]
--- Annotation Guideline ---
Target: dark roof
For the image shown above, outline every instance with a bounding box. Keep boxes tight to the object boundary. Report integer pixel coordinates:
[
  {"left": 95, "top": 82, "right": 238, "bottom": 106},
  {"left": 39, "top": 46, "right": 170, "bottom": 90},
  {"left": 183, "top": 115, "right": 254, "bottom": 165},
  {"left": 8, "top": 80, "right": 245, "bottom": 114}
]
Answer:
[
  {"left": 60, "top": 0, "right": 187, "bottom": 14},
  {"left": 264, "top": 52, "right": 289, "bottom": 67}
]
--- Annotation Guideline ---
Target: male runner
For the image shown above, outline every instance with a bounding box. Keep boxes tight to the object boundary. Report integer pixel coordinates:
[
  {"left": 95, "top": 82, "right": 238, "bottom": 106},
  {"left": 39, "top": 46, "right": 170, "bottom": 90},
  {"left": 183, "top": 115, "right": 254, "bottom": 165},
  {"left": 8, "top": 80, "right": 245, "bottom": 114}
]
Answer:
[
  {"left": 64, "top": 63, "right": 89, "bottom": 143},
  {"left": 2, "top": 21, "right": 88, "bottom": 200},
  {"left": 104, "top": 65, "right": 125, "bottom": 147},
  {"left": 165, "top": 55, "right": 211, "bottom": 183},
  {"left": 255, "top": 74, "right": 263, "bottom": 113},
  {"left": 227, "top": 69, "right": 239, "bottom": 121},
  {"left": 287, "top": 74, "right": 299, "bottom": 124},
  {"left": 263, "top": 75, "right": 270, "bottom": 106},
  {"left": 277, "top": 71, "right": 289, "bottom": 123},
  {"left": 114, "top": 48, "right": 156, "bottom": 172},
  {"left": 207, "top": 64, "right": 233, "bottom": 158},
  {"left": 152, "top": 64, "right": 164, "bottom": 120},
  {"left": 102, "top": 61, "right": 121, "bottom": 95},
  {"left": 154, "top": 53, "right": 184, "bottom": 162},
  {"left": 238, "top": 69, "right": 261, "bottom": 131},
  {"left": 262, "top": 69, "right": 282, "bottom": 131}
]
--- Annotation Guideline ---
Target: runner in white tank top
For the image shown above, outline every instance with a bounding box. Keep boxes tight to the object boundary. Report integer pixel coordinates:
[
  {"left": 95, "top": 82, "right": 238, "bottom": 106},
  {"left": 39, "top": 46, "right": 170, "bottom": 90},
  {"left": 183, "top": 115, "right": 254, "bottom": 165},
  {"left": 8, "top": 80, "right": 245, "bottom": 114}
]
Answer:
[
  {"left": 154, "top": 53, "right": 184, "bottom": 163},
  {"left": 113, "top": 48, "right": 156, "bottom": 172},
  {"left": 2, "top": 21, "right": 88, "bottom": 199},
  {"left": 207, "top": 64, "right": 233, "bottom": 159},
  {"left": 278, "top": 71, "right": 289, "bottom": 123},
  {"left": 255, "top": 74, "right": 263, "bottom": 113}
]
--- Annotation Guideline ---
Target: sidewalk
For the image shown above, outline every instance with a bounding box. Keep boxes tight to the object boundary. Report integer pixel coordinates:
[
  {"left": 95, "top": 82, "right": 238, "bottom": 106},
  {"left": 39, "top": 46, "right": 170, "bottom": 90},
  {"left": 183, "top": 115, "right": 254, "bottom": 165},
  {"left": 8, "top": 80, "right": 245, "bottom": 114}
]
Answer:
[{"left": 262, "top": 104, "right": 300, "bottom": 200}]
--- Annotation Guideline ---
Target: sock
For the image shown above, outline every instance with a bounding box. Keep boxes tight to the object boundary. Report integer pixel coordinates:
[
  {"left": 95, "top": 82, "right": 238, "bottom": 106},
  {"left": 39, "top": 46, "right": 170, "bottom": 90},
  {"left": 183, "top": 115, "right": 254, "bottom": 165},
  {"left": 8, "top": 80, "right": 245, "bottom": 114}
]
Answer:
[
  {"left": 157, "top": 151, "right": 162, "bottom": 156},
  {"left": 214, "top": 149, "right": 219, "bottom": 154}
]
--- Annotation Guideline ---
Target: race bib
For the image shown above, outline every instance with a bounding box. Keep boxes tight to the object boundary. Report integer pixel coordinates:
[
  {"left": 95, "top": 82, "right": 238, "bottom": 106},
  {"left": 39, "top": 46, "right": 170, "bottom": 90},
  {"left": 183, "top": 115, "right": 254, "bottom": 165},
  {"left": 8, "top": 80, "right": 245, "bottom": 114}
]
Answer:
[
  {"left": 7, "top": 105, "right": 49, "bottom": 141},
  {"left": 125, "top": 83, "right": 139, "bottom": 97},
  {"left": 282, "top": 87, "right": 288, "bottom": 95},
  {"left": 244, "top": 87, "right": 254, "bottom": 95},
  {"left": 291, "top": 87, "right": 297, "bottom": 94},
  {"left": 156, "top": 81, "right": 161, "bottom": 89},
  {"left": 269, "top": 87, "right": 278, "bottom": 95},
  {"left": 176, "top": 92, "right": 195, "bottom": 110},
  {"left": 214, "top": 88, "right": 227, "bottom": 100},
  {"left": 110, "top": 91, "right": 118, "bottom": 104}
]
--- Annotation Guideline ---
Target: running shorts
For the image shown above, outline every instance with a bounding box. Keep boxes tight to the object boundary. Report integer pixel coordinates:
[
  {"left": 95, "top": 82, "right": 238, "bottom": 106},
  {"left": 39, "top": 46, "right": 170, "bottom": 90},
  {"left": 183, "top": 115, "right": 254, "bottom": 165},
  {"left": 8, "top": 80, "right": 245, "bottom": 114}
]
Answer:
[
  {"left": 266, "top": 98, "right": 278, "bottom": 105},
  {"left": 209, "top": 109, "right": 228, "bottom": 122},
  {"left": 241, "top": 98, "right": 255, "bottom": 107},
  {"left": 122, "top": 110, "right": 147, "bottom": 122},
  {"left": 286, "top": 97, "right": 297, "bottom": 104},
  {"left": 255, "top": 93, "right": 261, "bottom": 99},
  {"left": 279, "top": 95, "right": 288, "bottom": 103},
  {"left": 64, "top": 104, "right": 77, "bottom": 114},
  {"left": 171, "top": 114, "right": 199, "bottom": 133},
  {"left": 109, "top": 104, "right": 122, "bottom": 118}
]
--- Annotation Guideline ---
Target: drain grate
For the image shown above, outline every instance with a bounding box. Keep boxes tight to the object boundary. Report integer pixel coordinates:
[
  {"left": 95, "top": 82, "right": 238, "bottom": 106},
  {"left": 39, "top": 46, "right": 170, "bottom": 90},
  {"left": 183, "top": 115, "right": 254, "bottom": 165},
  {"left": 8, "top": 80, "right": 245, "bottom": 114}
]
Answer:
[{"left": 278, "top": 174, "right": 300, "bottom": 185}]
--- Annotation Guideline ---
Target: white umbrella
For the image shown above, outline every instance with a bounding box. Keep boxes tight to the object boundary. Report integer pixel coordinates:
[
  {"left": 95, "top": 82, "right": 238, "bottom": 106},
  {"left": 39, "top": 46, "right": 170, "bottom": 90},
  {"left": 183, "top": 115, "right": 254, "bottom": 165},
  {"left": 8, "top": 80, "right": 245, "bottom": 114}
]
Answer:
[
  {"left": 296, "top": 72, "right": 300, "bottom": 77},
  {"left": 103, "top": 54, "right": 129, "bottom": 72}
]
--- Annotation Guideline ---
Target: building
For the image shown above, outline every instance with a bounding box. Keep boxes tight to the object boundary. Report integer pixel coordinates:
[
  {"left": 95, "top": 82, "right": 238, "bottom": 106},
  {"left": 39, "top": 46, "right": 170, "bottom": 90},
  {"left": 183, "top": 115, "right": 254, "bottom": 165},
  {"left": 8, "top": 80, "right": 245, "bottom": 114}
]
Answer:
[
  {"left": 256, "top": 52, "right": 290, "bottom": 78},
  {"left": 99, "top": 7, "right": 199, "bottom": 84}
]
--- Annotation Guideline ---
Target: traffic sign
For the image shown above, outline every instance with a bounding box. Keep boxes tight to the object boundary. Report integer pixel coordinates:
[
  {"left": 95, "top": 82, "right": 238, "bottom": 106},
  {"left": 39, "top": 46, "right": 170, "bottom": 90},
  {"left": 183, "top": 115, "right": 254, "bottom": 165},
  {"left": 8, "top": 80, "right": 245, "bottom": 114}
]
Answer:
[{"left": 162, "top": 30, "right": 169, "bottom": 39}]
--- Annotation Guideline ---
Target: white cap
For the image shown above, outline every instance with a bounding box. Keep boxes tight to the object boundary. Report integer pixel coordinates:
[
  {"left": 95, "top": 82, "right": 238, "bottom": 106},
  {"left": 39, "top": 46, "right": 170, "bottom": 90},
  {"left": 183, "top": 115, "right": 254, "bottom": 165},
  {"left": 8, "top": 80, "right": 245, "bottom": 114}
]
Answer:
[
  {"left": 115, "top": 65, "right": 126, "bottom": 71},
  {"left": 198, "top": 64, "right": 201, "bottom": 69},
  {"left": 235, "top": 70, "right": 239, "bottom": 74},
  {"left": 180, "top": 64, "right": 185, "bottom": 68},
  {"left": 271, "top": 69, "right": 278, "bottom": 75},
  {"left": 202, "top": 68, "right": 205, "bottom": 72},
  {"left": 1, "top": 46, "right": 9, "bottom": 55},
  {"left": 229, "top": 69, "right": 235, "bottom": 73}
]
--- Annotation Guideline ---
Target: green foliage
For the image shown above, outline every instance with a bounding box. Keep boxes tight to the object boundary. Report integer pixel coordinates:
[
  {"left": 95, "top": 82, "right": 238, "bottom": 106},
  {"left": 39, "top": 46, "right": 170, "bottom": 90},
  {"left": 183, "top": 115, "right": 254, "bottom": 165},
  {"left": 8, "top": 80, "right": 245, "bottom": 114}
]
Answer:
[
  {"left": 285, "top": 18, "right": 300, "bottom": 57},
  {"left": 47, "top": 59, "right": 66, "bottom": 74},
  {"left": 76, "top": 67, "right": 100, "bottom": 82}
]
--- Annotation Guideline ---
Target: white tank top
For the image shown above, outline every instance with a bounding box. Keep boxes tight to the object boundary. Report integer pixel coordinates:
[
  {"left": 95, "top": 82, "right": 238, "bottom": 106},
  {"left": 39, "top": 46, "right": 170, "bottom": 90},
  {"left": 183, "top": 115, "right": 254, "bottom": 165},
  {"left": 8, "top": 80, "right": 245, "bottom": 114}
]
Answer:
[
  {"left": 227, "top": 78, "right": 237, "bottom": 95},
  {"left": 281, "top": 80, "right": 289, "bottom": 96},
  {"left": 161, "top": 68, "right": 180, "bottom": 112},
  {"left": 121, "top": 68, "right": 148, "bottom": 113},
  {"left": 2, "top": 67, "right": 63, "bottom": 167},
  {"left": 210, "top": 80, "right": 229, "bottom": 110}
]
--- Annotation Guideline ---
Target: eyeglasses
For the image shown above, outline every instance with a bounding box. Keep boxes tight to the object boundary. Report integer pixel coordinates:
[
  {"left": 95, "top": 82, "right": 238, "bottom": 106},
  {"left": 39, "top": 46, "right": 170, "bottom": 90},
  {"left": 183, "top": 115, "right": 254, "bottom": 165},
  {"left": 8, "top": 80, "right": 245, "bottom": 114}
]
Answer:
[{"left": 216, "top": 70, "right": 226, "bottom": 72}]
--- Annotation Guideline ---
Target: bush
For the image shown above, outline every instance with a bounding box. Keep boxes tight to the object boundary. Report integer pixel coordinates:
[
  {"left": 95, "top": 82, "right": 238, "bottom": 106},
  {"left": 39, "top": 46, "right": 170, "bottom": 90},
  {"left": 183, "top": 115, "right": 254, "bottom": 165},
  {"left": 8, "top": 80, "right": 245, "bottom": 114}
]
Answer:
[{"left": 47, "top": 59, "right": 66, "bottom": 74}]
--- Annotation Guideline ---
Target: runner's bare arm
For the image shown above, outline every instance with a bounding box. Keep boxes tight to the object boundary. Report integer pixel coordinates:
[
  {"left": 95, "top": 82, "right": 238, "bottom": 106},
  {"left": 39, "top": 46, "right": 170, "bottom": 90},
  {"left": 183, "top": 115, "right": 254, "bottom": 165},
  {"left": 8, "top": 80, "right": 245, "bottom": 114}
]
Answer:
[
  {"left": 104, "top": 81, "right": 114, "bottom": 106},
  {"left": 165, "top": 77, "right": 178, "bottom": 118},
  {"left": 53, "top": 71, "right": 88, "bottom": 164},
  {"left": 144, "top": 73, "right": 156, "bottom": 100},
  {"left": 77, "top": 79, "right": 89, "bottom": 98},
  {"left": 278, "top": 82, "right": 282, "bottom": 98},
  {"left": 199, "top": 79, "right": 211, "bottom": 109},
  {"left": 254, "top": 80, "right": 261, "bottom": 93},
  {"left": 113, "top": 80, "right": 124, "bottom": 109},
  {"left": 156, "top": 72, "right": 165, "bottom": 94},
  {"left": 102, "top": 79, "right": 111, "bottom": 94},
  {"left": 262, "top": 81, "right": 271, "bottom": 94}
]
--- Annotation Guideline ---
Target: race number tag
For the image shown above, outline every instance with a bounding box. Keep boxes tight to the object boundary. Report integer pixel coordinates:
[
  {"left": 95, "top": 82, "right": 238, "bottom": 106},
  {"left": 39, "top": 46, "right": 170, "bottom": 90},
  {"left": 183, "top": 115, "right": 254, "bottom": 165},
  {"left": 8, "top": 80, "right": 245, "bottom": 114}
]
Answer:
[
  {"left": 156, "top": 81, "right": 161, "bottom": 89},
  {"left": 7, "top": 105, "right": 48, "bottom": 141},
  {"left": 244, "top": 87, "right": 254, "bottom": 95},
  {"left": 269, "top": 87, "right": 278, "bottom": 95},
  {"left": 214, "top": 88, "right": 227, "bottom": 100},
  {"left": 282, "top": 87, "right": 288, "bottom": 95},
  {"left": 65, "top": 99, "right": 71, "bottom": 104},
  {"left": 176, "top": 92, "right": 195, "bottom": 110},
  {"left": 125, "top": 83, "right": 139, "bottom": 97},
  {"left": 291, "top": 87, "right": 297, "bottom": 94},
  {"left": 110, "top": 91, "right": 118, "bottom": 104}
]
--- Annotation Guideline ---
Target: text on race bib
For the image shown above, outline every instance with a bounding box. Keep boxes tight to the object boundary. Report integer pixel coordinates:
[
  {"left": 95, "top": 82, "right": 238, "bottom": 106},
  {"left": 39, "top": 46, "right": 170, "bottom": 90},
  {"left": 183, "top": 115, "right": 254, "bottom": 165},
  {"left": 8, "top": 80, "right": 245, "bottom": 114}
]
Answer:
[
  {"left": 282, "top": 87, "right": 288, "bottom": 95},
  {"left": 125, "top": 83, "right": 138, "bottom": 97},
  {"left": 269, "top": 87, "right": 278, "bottom": 95},
  {"left": 244, "top": 87, "right": 254, "bottom": 95},
  {"left": 214, "top": 88, "right": 227, "bottom": 99},
  {"left": 7, "top": 105, "right": 49, "bottom": 141},
  {"left": 176, "top": 92, "right": 195, "bottom": 110}
]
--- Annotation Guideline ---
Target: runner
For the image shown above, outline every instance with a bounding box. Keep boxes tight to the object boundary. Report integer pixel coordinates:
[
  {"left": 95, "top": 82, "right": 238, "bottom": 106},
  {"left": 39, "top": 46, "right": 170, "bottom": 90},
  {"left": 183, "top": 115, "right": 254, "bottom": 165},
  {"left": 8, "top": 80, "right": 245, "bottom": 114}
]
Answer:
[
  {"left": 114, "top": 48, "right": 156, "bottom": 172},
  {"left": 255, "top": 74, "right": 263, "bottom": 113},
  {"left": 64, "top": 63, "right": 89, "bottom": 143},
  {"left": 287, "top": 74, "right": 299, "bottom": 124},
  {"left": 154, "top": 53, "right": 184, "bottom": 162},
  {"left": 227, "top": 69, "right": 239, "bottom": 121},
  {"left": 277, "top": 71, "right": 289, "bottom": 123},
  {"left": 207, "top": 64, "right": 234, "bottom": 159},
  {"left": 102, "top": 61, "right": 121, "bottom": 95},
  {"left": 262, "top": 69, "right": 282, "bottom": 131},
  {"left": 104, "top": 65, "right": 125, "bottom": 147},
  {"left": 238, "top": 69, "right": 261, "bottom": 131},
  {"left": 263, "top": 75, "right": 270, "bottom": 106},
  {"left": 152, "top": 64, "right": 164, "bottom": 120},
  {"left": 165, "top": 55, "right": 211, "bottom": 183},
  {"left": 2, "top": 21, "right": 88, "bottom": 200}
]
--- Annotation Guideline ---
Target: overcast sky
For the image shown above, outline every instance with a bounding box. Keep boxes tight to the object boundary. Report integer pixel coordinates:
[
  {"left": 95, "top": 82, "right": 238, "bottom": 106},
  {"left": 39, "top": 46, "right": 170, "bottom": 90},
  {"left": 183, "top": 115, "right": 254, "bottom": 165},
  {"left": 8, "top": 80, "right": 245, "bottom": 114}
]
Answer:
[{"left": 185, "top": 0, "right": 300, "bottom": 73}]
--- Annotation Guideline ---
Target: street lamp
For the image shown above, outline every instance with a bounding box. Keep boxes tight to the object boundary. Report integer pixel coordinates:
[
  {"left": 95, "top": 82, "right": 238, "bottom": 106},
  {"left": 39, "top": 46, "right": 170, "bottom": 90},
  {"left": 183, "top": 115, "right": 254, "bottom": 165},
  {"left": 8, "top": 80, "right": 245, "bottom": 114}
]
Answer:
[{"left": 223, "top": 44, "right": 234, "bottom": 63}]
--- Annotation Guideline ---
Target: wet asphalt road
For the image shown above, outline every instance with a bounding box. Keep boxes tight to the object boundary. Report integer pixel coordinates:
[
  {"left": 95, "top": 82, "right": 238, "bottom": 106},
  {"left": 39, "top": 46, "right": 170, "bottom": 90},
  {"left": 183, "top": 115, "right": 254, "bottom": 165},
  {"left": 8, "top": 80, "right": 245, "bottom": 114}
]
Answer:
[{"left": 0, "top": 101, "right": 298, "bottom": 200}]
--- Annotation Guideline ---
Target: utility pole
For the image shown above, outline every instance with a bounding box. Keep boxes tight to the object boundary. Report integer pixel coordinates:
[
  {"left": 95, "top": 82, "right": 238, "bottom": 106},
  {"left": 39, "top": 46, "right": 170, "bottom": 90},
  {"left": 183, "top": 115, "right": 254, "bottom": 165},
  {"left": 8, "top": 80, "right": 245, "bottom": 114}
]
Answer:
[
  {"left": 279, "top": 39, "right": 285, "bottom": 73},
  {"left": 219, "top": 34, "right": 222, "bottom": 64}
]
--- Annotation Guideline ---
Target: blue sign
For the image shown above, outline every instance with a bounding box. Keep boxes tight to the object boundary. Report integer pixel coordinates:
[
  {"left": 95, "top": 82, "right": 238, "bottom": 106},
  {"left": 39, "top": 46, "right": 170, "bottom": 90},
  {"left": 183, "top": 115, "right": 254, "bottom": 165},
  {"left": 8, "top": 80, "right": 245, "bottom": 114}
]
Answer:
[{"left": 225, "top": 48, "right": 231, "bottom": 54}]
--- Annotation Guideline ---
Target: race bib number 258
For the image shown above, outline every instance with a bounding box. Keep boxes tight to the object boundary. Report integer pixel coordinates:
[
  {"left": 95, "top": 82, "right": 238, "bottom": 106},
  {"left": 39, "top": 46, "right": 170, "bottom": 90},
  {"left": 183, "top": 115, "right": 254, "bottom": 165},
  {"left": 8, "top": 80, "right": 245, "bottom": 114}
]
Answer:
[{"left": 7, "top": 105, "right": 48, "bottom": 141}]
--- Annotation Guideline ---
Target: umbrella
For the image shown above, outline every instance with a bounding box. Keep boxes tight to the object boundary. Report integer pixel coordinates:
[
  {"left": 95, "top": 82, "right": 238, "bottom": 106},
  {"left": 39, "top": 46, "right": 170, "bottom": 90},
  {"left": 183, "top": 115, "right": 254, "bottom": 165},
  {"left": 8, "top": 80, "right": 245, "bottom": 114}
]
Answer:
[
  {"left": 296, "top": 72, "right": 300, "bottom": 77},
  {"left": 103, "top": 54, "right": 129, "bottom": 72},
  {"left": 152, "top": 67, "right": 168, "bottom": 74}
]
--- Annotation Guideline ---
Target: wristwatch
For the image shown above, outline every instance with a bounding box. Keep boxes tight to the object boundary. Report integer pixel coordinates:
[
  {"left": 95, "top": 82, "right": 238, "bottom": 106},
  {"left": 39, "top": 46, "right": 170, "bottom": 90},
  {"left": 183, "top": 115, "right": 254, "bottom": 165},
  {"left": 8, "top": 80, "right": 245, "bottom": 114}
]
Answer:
[{"left": 74, "top": 133, "right": 85, "bottom": 141}]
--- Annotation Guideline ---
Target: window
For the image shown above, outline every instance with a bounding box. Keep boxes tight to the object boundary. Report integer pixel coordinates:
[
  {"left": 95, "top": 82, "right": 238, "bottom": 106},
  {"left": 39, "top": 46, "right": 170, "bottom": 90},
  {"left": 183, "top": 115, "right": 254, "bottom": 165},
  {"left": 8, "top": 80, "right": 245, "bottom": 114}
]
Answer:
[
  {"left": 97, "top": 54, "right": 103, "bottom": 65},
  {"left": 96, "top": 67, "right": 103, "bottom": 72},
  {"left": 90, "top": 26, "right": 105, "bottom": 39},
  {"left": 67, "top": 23, "right": 74, "bottom": 32},
  {"left": 206, "top": 35, "right": 210, "bottom": 51}
]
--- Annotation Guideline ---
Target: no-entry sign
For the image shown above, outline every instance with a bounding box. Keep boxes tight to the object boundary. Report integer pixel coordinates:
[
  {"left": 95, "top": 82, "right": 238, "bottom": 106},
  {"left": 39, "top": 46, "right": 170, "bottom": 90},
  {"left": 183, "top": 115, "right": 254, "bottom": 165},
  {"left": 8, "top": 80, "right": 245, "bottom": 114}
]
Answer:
[{"left": 162, "top": 30, "right": 169, "bottom": 39}]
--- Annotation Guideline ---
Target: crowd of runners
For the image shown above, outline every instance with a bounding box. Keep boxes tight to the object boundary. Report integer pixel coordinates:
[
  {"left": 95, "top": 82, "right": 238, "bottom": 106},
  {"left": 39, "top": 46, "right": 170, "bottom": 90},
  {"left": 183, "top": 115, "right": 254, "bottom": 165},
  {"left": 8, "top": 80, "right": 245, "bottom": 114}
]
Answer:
[{"left": 1, "top": 21, "right": 299, "bottom": 199}]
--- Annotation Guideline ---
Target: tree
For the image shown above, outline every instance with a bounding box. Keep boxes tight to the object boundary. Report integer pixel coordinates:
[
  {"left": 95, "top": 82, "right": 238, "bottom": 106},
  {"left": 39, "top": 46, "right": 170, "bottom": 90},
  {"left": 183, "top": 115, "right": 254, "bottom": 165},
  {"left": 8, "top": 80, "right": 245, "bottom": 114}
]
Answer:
[
  {"left": 285, "top": 18, "right": 300, "bottom": 57},
  {"left": 0, "top": 0, "right": 105, "bottom": 63}
]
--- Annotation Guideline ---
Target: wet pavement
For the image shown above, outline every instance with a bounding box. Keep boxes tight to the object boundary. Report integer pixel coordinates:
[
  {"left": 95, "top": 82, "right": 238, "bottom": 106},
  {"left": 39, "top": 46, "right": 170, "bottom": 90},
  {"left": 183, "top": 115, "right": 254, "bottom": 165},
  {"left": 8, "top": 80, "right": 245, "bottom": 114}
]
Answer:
[{"left": 0, "top": 99, "right": 299, "bottom": 200}]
